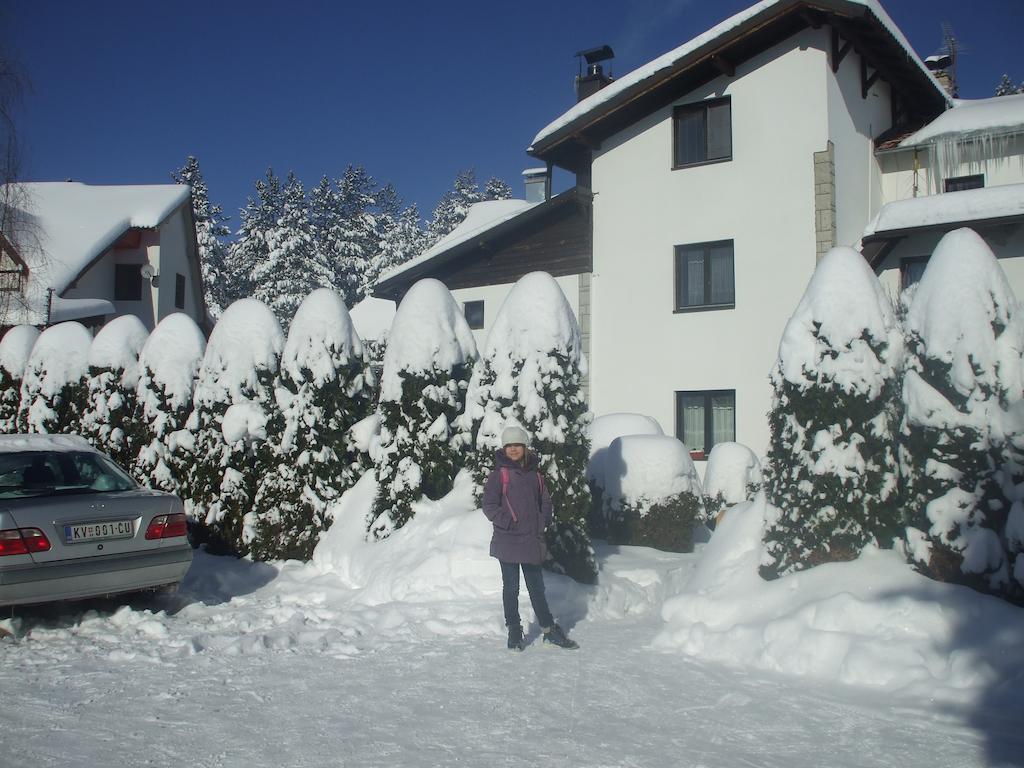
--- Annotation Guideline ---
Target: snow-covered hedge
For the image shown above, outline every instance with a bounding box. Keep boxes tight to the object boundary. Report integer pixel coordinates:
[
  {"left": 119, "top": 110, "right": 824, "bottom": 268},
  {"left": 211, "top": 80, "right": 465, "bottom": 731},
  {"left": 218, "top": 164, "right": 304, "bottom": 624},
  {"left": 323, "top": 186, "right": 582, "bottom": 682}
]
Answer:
[
  {"left": 762, "top": 247, "right": 903, "bottom": 578},
  {"left": 701, "top": 442, "right": 762, "bottom": 527},
  {"left": 369, "top": 279, "right": 476, "bottom": 539},
  {"left": 604, "top": 435, "right": 704, "bottom": 553},
  {"left": 586, "top": 412, "right": 664, "bottom": 538},
  {"left": 18, "top": 322, "right": 91, "bottom": 434},
  {"left": 0, "top": 325, "right": 39, "bottom": 432}
]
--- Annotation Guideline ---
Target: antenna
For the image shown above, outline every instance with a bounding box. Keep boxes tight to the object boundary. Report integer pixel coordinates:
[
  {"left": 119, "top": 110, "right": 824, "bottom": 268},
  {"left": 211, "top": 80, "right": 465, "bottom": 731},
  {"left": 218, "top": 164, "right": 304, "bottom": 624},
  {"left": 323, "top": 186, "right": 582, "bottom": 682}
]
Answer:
[{"left": 925, "top": 22, "right": 967, "bottom": 98}]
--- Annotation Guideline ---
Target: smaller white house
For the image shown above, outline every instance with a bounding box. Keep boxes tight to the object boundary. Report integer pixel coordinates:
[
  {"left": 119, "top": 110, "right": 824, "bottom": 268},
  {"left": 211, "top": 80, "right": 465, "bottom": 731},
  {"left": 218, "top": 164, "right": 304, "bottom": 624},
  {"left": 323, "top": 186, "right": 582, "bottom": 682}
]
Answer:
[
  {"left": 0, "top": 181, "right": 207, "bottom": 332},
  {"left": 867, "top": 93, "right": 1024, "bottom": 294}
]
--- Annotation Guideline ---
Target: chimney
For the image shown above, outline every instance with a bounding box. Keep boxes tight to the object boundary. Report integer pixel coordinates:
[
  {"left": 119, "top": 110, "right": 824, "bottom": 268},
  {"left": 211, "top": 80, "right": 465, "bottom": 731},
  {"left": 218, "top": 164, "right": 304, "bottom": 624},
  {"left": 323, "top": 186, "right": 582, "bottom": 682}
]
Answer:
[
  {"left": 523, "top": 167, "right": 550, "bottom": 203},
  {"left": 924, "top": 52, "right": 958, "bottom": 97},
  {"left": 574, "top": 45, "right": 615, "bottom": 102}
]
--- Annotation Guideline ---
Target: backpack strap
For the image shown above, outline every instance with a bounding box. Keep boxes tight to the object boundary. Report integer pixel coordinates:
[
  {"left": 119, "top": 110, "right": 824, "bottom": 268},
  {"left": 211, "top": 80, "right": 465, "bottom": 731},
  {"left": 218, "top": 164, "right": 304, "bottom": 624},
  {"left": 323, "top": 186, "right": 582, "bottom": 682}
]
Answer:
[{"left": 499, "top": 466, "right": 518, "bottom": 523}]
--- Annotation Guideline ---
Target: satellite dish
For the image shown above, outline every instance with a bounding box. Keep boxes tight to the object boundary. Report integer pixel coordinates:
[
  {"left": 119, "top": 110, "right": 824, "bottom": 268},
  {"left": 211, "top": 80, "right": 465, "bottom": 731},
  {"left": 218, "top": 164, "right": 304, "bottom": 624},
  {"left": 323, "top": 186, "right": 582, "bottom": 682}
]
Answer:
[{"left": 140, "top": 264, "right": 156, "bottom": 279}]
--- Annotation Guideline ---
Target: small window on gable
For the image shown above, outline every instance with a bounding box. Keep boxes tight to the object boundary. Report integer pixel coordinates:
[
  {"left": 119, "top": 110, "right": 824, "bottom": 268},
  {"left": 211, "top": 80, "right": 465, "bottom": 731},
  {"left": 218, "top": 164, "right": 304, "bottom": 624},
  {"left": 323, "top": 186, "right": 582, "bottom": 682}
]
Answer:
[
  {"left": 944, "top": 174, "right": 984, "bottom": 192},
  {"left": 676, "top": 390, "right": 735, "bottom": 461},
  {"left": 175, "top": 273, "right": 186, "bottom": 309},
  {"left": 675, "top": 240, "right": 735, "bottom": 311},
  {"left": 114, "top": 264, "right": 143, "bottom": 301},
  {"left": 673, "top": 97, "right": 732, "bottom": 168},
  {"left": 0, "top": 251, "right": 25, "bottom": 294},
  {"left": 901, "top": 255, "right": 929, "bottom": 290},
  {"left": 464, "top": 300, "right": 484, "bottom": 330}
]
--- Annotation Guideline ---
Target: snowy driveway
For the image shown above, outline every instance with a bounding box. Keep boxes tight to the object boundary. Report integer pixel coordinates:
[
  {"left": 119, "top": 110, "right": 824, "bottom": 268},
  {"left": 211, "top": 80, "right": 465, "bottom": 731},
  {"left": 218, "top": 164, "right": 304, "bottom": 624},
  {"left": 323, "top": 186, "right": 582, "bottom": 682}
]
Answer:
[{"left": 2, "top": 547, "right": 1021, "bottom": 768}]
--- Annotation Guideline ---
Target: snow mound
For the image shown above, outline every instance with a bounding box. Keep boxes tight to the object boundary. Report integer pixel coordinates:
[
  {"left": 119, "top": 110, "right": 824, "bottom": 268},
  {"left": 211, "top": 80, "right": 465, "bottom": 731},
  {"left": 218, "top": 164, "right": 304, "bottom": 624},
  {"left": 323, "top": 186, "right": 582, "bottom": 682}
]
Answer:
[
  {"left": 88, "top": 314, "right": 149, "bottom": 386},
  {"left": 655, "top": 496, "right": 1024, "bottom": 699},
  {"left": 137, "top": 313, "right": 207, "bottom": 412},
  {"left": 380, "top": 279, "right": 477, "bottom": 402},
  {"left": 778, "top": 246, "right": 901, "bottom": 398},
  {"left": 605, "top": 435, "right": 701, "bottom": 507},
  {"left": 905, "top": 228, "right": 1019, "bottom": 400},
  {"left": 197, "top": 298, "right": 284, "bottom": 401},
  {"left": 0, "top": 325, "right": 40, "bottom": 377},
  {"left": 348, "top": 296, "right": 395, "bottom": 343},
  {"left": 587, "top": 412, "right": 664, "bottom": 486},
  {"left": 703, "top": 442, "right": 762, "bottom": 506},
  {"left": 222, "top": 401, "right": 268, "bottom": 445},
  {"left": 484, "top": 271, "right": 581, "bottom": 363},
  {"left": 21, "top": 321, "right": 92, "bottom": 398},
  {"left": 282, "top": 288, "right": 362, "bottom": 386}
]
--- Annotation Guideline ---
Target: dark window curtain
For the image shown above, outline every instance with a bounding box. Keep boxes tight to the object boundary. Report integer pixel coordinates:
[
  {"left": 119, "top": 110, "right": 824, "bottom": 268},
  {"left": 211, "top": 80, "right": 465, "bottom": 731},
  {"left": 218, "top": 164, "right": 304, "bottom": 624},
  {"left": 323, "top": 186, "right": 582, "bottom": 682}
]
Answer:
[
  {"left": 675, "top": 108, "right": 706, "bottom": 166},
  {"left": 706, "top": 101, "right": 732, "bottom": 160},
  {"left": 709, "top": 243, "right": 734, "bottom": 304}
]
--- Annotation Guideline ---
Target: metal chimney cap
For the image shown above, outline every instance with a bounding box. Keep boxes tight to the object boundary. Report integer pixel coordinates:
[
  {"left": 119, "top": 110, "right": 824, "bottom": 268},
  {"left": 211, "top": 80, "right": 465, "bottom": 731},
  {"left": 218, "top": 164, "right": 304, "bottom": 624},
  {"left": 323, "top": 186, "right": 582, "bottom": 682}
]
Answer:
[{"left": 575, "top": 45, "right": 614, "bottom": 65}]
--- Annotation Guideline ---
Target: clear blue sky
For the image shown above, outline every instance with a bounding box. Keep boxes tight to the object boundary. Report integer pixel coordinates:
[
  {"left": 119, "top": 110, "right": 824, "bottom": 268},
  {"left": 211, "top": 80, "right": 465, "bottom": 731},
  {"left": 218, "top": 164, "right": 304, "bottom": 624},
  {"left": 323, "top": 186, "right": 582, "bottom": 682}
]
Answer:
[{"left": 6, "top": 0, "right": 1022, "bottom": 230}]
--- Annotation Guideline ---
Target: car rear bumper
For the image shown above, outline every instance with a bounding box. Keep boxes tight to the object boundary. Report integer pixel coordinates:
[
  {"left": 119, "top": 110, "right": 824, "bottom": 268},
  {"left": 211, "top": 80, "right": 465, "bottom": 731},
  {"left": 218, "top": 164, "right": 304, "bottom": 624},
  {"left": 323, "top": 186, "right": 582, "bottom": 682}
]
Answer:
[{"left": 0, "top": 545, "right": 193, "bottom": 607}]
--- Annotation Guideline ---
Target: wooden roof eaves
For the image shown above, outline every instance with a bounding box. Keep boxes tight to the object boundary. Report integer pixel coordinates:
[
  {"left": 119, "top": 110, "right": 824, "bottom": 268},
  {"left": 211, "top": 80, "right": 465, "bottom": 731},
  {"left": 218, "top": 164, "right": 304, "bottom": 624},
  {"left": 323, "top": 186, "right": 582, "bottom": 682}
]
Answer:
[
  {"left": 531, "top": 0, "right": 948, "bottom": 171},
  {"left": 373, "top": 189, "right": 592, "bottom": 300},
  {"left": 863, "top": 213, "right": 1024, "bottom": 267}
]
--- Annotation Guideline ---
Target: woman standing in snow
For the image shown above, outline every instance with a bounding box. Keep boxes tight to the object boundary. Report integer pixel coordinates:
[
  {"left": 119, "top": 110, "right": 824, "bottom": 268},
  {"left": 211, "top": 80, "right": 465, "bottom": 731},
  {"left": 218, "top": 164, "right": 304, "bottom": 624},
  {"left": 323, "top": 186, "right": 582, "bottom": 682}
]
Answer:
[{"left": 482, "top": 424, "right": 579, "bottom": 651}]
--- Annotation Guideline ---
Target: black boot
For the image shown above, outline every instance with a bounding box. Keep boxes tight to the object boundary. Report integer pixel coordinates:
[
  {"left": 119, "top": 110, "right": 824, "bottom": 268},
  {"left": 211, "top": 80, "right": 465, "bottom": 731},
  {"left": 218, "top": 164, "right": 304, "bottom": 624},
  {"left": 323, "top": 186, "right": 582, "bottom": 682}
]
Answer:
[
  {"left": 507, "top": 625, "right": 526, "bottom": 651},
  {"left": 543, "top": 623, "right": 579, "bottom": 650}
]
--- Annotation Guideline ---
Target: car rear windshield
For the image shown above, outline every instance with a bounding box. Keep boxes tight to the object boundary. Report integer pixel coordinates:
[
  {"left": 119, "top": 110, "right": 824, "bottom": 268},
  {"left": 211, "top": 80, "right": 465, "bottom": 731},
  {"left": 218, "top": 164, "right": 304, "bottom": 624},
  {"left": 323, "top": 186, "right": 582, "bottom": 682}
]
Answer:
[{"left": 0, "top": 451, "right": 138, "bottom": 499}]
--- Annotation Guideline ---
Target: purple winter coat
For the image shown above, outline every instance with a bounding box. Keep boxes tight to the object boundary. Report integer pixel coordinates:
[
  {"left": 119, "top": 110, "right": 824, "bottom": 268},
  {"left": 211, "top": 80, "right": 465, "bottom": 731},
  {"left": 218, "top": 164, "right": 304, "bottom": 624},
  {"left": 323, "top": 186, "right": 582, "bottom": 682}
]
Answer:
[{"left": 482, "top": 449, "right": 553, "bottom": 565}]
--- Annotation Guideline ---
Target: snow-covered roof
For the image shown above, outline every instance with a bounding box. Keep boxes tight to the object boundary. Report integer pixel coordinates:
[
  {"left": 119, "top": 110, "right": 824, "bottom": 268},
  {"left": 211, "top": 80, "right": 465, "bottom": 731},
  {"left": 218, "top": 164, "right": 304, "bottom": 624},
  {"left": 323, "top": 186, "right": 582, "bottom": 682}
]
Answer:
[
  {"left": 863, "top": 183, "right": 1024, "bottom": 239},
  {"left": 530, "top": 0, "right": 949, "bottom": 155},
  {"left": 899, "top": 93, "right": 1024, "bottom": 147},
  {"left": 378, "top": 199, "right": 538, "bottom": 285},
  {"left": 4, "top": 182, "right": 190, "bottom": 323}
]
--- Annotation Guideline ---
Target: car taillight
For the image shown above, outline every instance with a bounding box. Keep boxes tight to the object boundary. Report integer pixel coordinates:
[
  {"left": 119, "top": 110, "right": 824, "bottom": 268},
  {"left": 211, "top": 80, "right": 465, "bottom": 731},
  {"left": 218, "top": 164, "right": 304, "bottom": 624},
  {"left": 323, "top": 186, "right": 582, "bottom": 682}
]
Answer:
[
  {"left": 145, "top": 513, "right": 188, "bottom": 540},
  {"left": 0, "top": 528, "right": 52, "bottom": 556}
]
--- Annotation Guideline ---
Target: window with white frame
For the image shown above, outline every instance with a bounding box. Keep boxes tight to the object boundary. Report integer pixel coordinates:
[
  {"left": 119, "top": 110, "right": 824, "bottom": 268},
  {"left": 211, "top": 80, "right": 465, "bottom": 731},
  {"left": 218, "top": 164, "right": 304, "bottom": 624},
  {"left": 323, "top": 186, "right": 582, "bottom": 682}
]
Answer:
[
  {"left": 675, "top": 390, "right": 735, "bottom": 460},
  {"left": 674, "top": 240, "right": 735, "bottom": 311}
]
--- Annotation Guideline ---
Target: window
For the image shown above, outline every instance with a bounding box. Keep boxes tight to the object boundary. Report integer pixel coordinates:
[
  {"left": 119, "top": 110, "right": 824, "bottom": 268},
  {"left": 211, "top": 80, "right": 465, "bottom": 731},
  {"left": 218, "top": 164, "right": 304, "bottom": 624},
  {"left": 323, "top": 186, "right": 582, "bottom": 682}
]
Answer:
[
  {"left": 114, "top": 264, "right": 143, "bottom": 301},
  {"left": 944, "top": 174, "right": 984, "bottom": 192},
  {"left": 676, "top": 390, "right": 735, "bottom": 460},
  {"left": 0, "top": 252, "right": 24, "bottom": 294},
  {"left": 464, "top": 300, "right": 484, "bottom": 330},
  {"left": 673, "top": 97, "right": 732, "bottom": 168},
  {"left": 175, "top": 273, "right": 186, "bottom": 309},
  {"left": 675, "top": 240, "right": 735, "bottom": 311},
  {"left": 900, "top": 255, "right": 929, "bottom": 290}
]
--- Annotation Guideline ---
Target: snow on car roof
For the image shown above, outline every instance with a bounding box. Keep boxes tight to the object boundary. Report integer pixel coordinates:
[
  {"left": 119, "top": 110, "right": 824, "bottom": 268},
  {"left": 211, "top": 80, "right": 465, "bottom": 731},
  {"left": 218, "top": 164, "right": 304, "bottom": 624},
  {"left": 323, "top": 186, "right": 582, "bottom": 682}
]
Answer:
[{"left": 0, "top": 434, "right": 98, "bottom": 453}]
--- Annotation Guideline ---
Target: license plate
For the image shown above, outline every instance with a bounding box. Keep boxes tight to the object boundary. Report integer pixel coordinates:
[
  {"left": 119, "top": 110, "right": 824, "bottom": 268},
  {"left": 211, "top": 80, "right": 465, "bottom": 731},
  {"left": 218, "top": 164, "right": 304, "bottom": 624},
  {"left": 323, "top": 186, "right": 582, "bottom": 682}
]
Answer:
[{"left": 64, "top": 520, "right": 134, "bottom": 544}]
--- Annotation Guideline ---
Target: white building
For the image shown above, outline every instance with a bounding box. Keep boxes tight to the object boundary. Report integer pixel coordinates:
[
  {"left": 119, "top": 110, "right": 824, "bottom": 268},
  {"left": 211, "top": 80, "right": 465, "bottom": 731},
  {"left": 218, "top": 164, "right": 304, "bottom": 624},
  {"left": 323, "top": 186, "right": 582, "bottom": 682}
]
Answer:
[
  {"left": 1, "top": 181, "right": 207, "bottom": 332},
  {"left": 376, "top": 0, "right": 1024, "bottom": 465}
]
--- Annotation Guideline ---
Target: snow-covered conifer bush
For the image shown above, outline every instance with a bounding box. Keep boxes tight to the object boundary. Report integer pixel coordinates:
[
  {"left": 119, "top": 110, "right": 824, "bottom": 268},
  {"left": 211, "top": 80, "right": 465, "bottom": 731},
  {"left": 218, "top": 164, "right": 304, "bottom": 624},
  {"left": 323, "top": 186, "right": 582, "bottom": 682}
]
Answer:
[
  {"left": 586, "top": 412, "right": 664, "bottom": 538},
  {"left": 604, "top": 435, "right": 704, "bottom": 552},
  {"left": 187, "top": 299, "right": 284, "bottom": 556},
  {"left": 0, "top": 325, "right": 39, "bottom": 432},
  {"left": 18, "top": 322, "right": 91, "bottom": 434},
  {"left": 900, "top": 229, "right": 1021, "bottom": 597},
  {"left": 761, "top": 247, "right": 903, "bottom": 579},
  {"left": 702, "top": 442, "right": 762, "bottom": 527},
  {"left": 80, "top": 315, "right": 148, "bottom": 468},
  {"left": 462, "top": 272, "right": 595, "bottom": 583},
  {"left": 250, "top": 289, "right": 375, "bottom": 560},
  {"left": 131, "top": 313, "right": 206, "bottom": 495},
  {"left": 369, "top": 279, "right": 477, "bottom": 539}
]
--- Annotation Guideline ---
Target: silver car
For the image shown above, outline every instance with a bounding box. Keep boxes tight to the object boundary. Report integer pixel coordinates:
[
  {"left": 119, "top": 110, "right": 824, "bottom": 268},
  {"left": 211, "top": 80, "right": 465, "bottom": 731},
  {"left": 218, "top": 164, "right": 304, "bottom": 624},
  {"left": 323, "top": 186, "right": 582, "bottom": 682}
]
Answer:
[{"left": 0, "top": 434, "right": 192, "bottom": 607}]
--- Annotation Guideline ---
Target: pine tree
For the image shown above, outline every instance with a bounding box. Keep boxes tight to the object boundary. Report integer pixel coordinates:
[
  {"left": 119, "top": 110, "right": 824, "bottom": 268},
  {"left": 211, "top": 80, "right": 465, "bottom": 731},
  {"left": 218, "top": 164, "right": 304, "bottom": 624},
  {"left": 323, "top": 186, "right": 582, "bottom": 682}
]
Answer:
[
  {"left": 250, "top": 289, "right": 375, "bottom": 560},
  {"left": 761, "top": 248, "right": 903, "bottom": 578},
  {"left": 186, "top": 298, "right": 284, "bottom": 556},
  {"left": 900, "top": 229, "right": 1018, "bottom": 597},
  {"left": 483, "top": 176, "right": 512, "bottom": 201},
  {"left": 996, "top": 74, "right": 1024, "bottom": 96},
  {"left": 80, "top": 315, "right": 148, "bottom": 469},
  {"left": 335, "top": 165, "right": 379, "bottom": 306},
  {"left": 0, "top": 325, "right": 38, "bottom": 432},
  {"left": 427, "top": 168, "right": 481, "bottom": 242},
  {"left": 462, "top": 272, "right": 596, "bottom": 583},
  {"left": 18, "top": 322, "right": 91, "bottom": 434},
  {"left": 130, "top": 313, "right": 206, "bottom": 495},
  {"left": 366, "top": 193, "right": 426, "bottom": 296},
  {"left": 252, "top": 172, "right": 332, "bottom": 328},
  {"left": 369, "top": 279, "right": 477, "bottom": 539},
  {"left": 172, "top": 156, "right": 231, "bottom": 318},
  {"left": 226, "top": 169, "right": 283, "bottom": 304}
]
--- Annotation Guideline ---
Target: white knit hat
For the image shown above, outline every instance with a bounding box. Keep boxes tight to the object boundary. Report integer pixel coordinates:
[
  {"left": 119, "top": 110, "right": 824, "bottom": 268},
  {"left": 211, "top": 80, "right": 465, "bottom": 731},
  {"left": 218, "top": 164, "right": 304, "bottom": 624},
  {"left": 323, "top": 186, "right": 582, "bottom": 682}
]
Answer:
[{"left": 500, "top": 424, "right": 529, "bottom": 447}]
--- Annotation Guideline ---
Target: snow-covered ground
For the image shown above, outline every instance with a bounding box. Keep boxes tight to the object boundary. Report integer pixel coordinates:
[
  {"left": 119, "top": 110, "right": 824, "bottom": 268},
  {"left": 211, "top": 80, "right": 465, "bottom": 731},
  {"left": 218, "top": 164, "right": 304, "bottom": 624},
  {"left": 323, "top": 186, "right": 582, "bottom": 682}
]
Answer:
[{"left": 3, "top": 473, "right": 1024, "bottom": 767}]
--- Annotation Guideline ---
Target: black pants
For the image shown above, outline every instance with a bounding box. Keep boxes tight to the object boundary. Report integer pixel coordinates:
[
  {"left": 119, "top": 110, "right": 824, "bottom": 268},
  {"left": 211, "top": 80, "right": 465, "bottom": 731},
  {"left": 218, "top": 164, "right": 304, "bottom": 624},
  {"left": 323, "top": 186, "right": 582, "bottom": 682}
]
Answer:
[{"left": 499, "top": 560, "right": 554, "bottom": 630}]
